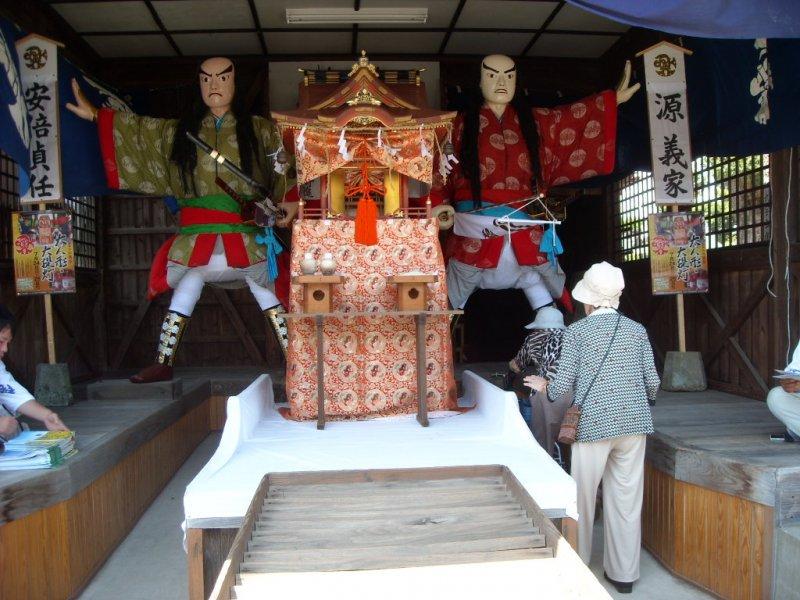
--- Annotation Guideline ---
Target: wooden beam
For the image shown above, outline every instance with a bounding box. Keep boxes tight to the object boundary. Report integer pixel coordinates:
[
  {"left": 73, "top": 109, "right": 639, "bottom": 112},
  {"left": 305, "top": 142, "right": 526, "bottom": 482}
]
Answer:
[
  {"left": 351, "top": 24, "right": 359, "bottom": 56},
  {"left": 699, "top": 294, "right": 769, "bottom": 395},
  {"left": 51, "top": 296, "right": 98, "bottom": 375},
  {"left": 438, "top": 0, "right": 466, "bottom": 55},
  {"left": 111, "top": 296, "right": 152, "bottom": 370},
  {"left": 246, "top": 0, "right": 268, "bottom": 56},
  {"left": 519, "top": 1, "right": 565, "bottom": 57},
  {"left": 769, "top": 148, "right": 798, "bottom": 373},
  {"left": 211, "top": 288, "right": 265, "bottom": 365},
  {"left": 703, "top": 271, "right": 771, "bottom": 366},
  {"left": 143, "top": 0, "right": 182, "bottom": 57}
]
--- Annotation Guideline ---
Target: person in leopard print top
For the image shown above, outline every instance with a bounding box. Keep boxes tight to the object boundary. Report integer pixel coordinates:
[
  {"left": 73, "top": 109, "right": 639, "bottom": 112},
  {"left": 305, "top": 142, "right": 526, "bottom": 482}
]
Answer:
[
  {"left": 508, "top": 306, "right": 571, "bottom": 453},
  {"left": 510, "top": 306, "right": 566, "bottom": 379}
]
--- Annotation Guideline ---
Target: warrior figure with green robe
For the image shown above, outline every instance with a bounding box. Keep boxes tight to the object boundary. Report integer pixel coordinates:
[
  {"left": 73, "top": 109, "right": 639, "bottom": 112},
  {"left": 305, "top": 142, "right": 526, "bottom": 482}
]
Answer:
[{"left": 68, "top": 57, "right": 298, "bottom": 383}]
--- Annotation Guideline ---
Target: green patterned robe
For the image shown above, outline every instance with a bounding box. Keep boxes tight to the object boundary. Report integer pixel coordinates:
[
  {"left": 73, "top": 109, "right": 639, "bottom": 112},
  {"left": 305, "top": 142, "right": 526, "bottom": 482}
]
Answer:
[{"left": 100, "top": 110, "right": 290, "bottom": 289}]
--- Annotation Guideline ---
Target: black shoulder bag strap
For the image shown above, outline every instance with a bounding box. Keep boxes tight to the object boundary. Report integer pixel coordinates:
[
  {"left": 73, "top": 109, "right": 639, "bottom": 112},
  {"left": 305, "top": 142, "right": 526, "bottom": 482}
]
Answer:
[{"left": 574, "top": 313, "right": 622, "bottom": 409}]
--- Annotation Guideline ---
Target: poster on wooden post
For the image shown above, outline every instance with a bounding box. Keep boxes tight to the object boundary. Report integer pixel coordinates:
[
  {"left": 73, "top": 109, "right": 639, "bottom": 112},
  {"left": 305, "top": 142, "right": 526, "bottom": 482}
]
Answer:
[
  {"left": 649, "top": 212, "right": 708, "bottom": 295},
  {"left": 11, "top": 210, "right": 76, "bottom": 295}
]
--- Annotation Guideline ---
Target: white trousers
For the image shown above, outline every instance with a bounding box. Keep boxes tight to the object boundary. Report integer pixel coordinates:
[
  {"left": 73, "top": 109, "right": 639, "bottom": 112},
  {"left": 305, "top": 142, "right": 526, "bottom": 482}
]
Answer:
[
  {"left": 169, "top": 237, "right": 279, "bottom": 316},
  {"left": 766, "top": 386, "right": 800, "bottom": 437},
  {"left": 572, "top": 434, "right": 646, "bottom": 582}
]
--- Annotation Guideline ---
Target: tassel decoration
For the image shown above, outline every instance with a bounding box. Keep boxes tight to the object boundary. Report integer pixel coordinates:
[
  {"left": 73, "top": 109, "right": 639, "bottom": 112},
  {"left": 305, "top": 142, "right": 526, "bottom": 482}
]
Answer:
[
  {"left": 256, "top": 226, "right": 283, "bottom": 282},
  {"left": 354, "top": 196, "right": 378, "bottom": 245}
]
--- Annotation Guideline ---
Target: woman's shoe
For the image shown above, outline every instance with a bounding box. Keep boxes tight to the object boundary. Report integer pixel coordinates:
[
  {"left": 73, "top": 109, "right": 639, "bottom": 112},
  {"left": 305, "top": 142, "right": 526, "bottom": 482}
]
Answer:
[{"left": 604, "top": 572, "right": 633, "bottom": 594}]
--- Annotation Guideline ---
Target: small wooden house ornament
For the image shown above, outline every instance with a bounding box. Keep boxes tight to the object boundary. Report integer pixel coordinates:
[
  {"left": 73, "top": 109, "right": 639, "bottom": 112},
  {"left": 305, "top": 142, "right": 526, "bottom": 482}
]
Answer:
[
  {"left": 293, "top": 275, "right": 345, "bottom": 313},
  {"left": 388, "top": 274, "right": 438, "bottom": 311}
]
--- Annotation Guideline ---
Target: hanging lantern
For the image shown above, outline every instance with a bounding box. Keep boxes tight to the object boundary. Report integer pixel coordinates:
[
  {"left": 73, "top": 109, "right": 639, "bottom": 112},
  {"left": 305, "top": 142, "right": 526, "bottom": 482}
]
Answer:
[
  {"left": 443, "top": 141, "right": 455, "bottom": 156},
  {"left": 276, "top": 148, "right": 289, "bottom": 165}
]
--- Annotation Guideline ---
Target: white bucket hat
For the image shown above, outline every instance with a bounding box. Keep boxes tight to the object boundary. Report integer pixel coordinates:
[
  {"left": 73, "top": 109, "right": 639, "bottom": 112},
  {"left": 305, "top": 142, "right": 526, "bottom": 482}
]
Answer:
[
  {"left": 572, "top": 261, "right": 625, "bottom": 309},
  {"left": 524, "top": 305, "right": 566, "bottom": 330}
]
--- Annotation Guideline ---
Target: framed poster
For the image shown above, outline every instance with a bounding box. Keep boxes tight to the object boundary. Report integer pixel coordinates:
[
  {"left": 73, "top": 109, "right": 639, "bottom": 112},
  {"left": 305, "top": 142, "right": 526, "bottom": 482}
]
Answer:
[
  {"left": 649, "top": 212, "right": 708, "bottom": 295},
  {"left": 11, "top": 211, "right": 76, "bottom": 295}
]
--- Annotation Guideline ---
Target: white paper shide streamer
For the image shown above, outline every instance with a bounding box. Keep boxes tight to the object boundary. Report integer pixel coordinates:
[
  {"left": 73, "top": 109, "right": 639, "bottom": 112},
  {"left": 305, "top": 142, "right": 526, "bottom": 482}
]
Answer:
[{"left": 338, "top": 127, "right": 352, "bottom": 161}]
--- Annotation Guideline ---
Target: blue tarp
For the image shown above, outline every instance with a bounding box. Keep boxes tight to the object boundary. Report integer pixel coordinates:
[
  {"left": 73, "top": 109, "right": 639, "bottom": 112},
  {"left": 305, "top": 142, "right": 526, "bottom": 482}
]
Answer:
[
  {"left": 0, "top": 19, "right": 31, "bottom": 195},
  {"left": 0, "top": 17, "right": 139, "bottom": 198},
  {"left": 615, "top": 36, "right": 800, "bottom": 173},
  {"left": 567, "top": 0, "right": 800, "bottom": 39}
]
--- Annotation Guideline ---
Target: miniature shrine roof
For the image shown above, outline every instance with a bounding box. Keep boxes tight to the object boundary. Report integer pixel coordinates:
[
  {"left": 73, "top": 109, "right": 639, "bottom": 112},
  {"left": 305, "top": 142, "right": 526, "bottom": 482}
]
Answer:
[{"left": 272, "top": 51, "right": 456, "bottom": 129}]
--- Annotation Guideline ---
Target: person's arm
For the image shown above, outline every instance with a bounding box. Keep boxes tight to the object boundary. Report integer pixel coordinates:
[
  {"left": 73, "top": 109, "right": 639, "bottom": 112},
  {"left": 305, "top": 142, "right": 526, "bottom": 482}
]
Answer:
[
  {"left": 641, "top": 329, "right": 661, "bottom": 403},
  {"left": 16, "top": 400, "right": 68, "bottom": 432},
  {"left": 0, "top": 416, "right": 19, "bottom": 441},
  {"left": 779, "top": 379, "right": 800, "bottom": 393}
]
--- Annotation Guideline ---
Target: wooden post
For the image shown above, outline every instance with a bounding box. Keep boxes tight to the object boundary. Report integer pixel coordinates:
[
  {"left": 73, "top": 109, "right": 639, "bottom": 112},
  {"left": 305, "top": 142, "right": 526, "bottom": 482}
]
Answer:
[
  {"left": 770, "top": 148, "right": 797, "bottom": 371},
  {"left": 676, "top": 293, "right": 686, "bottom": 352},
  {"left": 673, "top": 204, "right": 687, "bottom": 352},
  {"left": 39, "top": 202, "right": 56, "bottom": 364},
  {"left": 415, "top": 313, "right": 429, "bottom": 427}
]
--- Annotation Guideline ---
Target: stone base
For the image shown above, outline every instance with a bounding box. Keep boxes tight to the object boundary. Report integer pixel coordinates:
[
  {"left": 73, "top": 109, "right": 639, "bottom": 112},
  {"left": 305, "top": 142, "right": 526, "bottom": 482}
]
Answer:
[
  {"left": 87, "top": 378, "right": 183, "bottom": 401},
  {"left": 661, "top": 351, "right": 707, "bottom": 392},
  {"left": 34, "top": 363, "right": 74, "bottom": 407}
]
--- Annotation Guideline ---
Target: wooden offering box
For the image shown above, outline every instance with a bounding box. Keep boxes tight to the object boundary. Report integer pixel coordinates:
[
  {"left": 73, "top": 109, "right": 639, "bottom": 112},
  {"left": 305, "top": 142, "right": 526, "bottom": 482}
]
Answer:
[
  {"left": 388, "top": 274, "right": 438, "bottom": 311},
  {"left": 293, "top": 275, "right": 345, "bottom": 313}
]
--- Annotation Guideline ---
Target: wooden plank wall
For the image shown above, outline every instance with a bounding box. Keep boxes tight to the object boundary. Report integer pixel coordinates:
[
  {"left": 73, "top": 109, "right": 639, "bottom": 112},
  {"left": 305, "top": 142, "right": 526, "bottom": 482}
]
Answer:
[
  {"left": 0, "top": 267, "right": 104, "bottom": 390},
  {"left": 619, "top": 149, "right": 800, "bottom": 400},
  {"left": 0, "top": 396, "right": 212, "bottom": 600},
  {"left": 103, "top": 195, "right": 282, "bottom": 371},
  {"left": 643, "top": 462, "right": 774, "bottom": 600}
]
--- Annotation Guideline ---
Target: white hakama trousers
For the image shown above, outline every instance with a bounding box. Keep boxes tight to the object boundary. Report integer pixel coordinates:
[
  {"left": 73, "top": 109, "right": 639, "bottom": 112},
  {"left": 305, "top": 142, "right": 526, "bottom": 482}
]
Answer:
[{"left": 168, "top": 236, "right": 279, "bottom": 316}]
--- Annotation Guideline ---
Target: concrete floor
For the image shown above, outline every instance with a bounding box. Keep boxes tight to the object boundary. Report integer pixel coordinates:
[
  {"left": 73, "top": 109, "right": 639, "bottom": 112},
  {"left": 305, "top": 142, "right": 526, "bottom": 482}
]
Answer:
[{"left": 78, "top": 433, "right": 714, "bottom": 600}]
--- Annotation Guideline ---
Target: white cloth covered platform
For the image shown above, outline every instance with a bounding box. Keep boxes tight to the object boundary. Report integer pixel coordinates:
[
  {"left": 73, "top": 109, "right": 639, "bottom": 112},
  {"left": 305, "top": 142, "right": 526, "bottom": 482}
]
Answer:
[{"left": 183, "top": 370, "right": 577, "bottom": 529}]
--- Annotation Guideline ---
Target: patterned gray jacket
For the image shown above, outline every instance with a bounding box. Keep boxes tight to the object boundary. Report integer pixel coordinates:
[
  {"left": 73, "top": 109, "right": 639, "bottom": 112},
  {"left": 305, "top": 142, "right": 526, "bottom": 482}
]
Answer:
[{"left": 547, "top": 309, "right": 660, "bottom": 442}]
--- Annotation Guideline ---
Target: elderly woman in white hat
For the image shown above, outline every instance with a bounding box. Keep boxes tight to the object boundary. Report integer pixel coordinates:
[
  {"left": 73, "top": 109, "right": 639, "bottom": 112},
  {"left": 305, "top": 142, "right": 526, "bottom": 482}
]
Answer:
[
  {"left": 525, "top": 261, "right": 660, "bottom": 594},
  {"left": 506, "top": 305, "right": 570, "bottom": 453}
]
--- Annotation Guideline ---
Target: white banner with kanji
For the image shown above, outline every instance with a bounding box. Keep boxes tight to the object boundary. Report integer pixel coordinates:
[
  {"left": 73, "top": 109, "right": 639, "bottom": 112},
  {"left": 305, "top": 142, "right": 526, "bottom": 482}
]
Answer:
[
  {"left": 642, "top": 43, "right": 693, "bottom": 205},
  {"left": 16, "top": 35, "right": 62, "bottom": 204}
]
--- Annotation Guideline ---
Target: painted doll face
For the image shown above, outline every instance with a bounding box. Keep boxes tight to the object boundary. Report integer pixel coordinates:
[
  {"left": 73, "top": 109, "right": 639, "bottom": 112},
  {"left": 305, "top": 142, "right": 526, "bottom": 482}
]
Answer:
[
  {"left": 480, "top": 54, "right": 517, "bottom": 106},
  {"left": 199, "top": 56, "right": 235, "bottom": 114}
]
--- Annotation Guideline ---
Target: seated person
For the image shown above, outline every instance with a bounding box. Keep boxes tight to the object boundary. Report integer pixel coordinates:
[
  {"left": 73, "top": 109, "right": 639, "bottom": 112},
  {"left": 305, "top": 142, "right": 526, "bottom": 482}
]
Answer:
[
  {"left": 507, "top": 306, "right": 570, "bottom": 453},
  {"left": 0, "top": 305, "right": 68, "bottom": 443},
  {"left": 767, "top": 340, "right": 800, "bottom": 442}
]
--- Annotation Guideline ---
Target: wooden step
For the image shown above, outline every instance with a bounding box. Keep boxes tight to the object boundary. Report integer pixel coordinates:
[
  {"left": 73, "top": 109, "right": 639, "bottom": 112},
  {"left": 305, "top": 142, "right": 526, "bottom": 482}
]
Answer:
[
  {"left": 251, "top": 520, "right": 540, "bottom": 545},
  {"left": 256, "top": 505, "right": 528, "bottom": 527},
  {"left": 264, "top": 486, "right": 512, "bottom": 508},
  {"left": 266, "top": 476, "right": 506, "bottom": 496},
  {"left": 259, "top": 493, "right": 518, "bottom": 514},
  {"left": 249, "top": 529, "right": 546, "bottom": 551},
  {"left": 239, "top": 546, "right": 553, "bottom": 574}
]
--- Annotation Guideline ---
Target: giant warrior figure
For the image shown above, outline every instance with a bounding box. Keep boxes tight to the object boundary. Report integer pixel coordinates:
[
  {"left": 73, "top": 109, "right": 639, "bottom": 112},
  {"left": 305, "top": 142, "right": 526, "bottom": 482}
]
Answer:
[
  {"left": 68, "top": 57, "right": 299, "bottom": 383},
  {"left": 431, "top": 54, "right": 639, "bottom": 314}
]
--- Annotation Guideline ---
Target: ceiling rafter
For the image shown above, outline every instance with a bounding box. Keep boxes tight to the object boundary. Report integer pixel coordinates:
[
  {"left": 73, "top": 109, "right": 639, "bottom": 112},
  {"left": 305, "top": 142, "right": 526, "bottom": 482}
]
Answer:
[
  {"left": 520, "top": 0, "right": 565, "bottom": 57},
  {"left": 143, "top": 0, "right": 181, "bottom": 56},
  {"left": 438, "top": 0, "right": 466, "bottom": 55},
  {"left": 246, "top": 0, "right": 267, "bottom": 56}
]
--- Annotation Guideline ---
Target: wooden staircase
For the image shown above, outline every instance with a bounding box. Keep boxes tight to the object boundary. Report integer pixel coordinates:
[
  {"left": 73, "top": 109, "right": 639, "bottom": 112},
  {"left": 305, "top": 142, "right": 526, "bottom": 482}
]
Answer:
[{"left": 210, "top": 467, "right": 565, "bottom": 600}]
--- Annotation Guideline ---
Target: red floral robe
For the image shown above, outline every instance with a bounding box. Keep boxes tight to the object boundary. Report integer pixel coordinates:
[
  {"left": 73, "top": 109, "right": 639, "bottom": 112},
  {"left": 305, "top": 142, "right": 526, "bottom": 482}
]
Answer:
[{"left": 433, "top": 90, "right": 617, "bottom": 268}]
